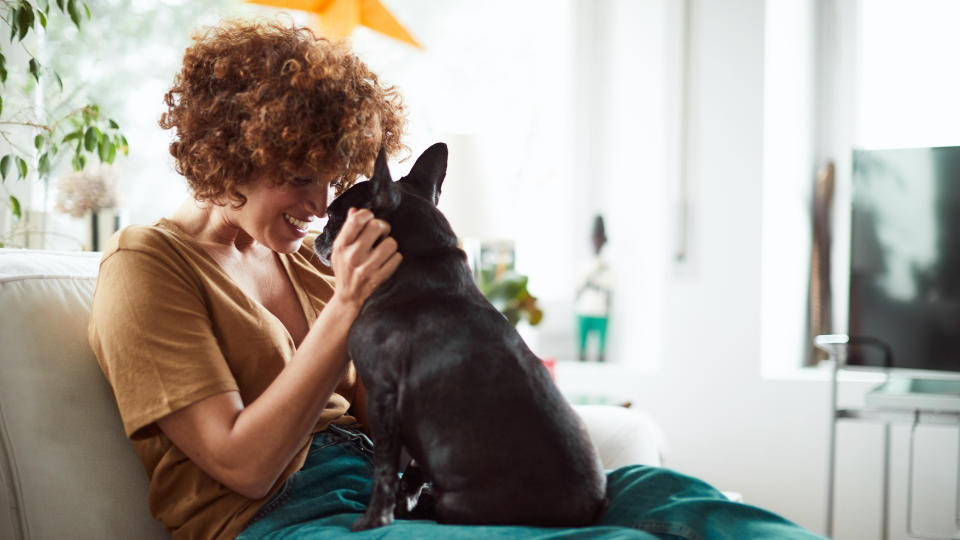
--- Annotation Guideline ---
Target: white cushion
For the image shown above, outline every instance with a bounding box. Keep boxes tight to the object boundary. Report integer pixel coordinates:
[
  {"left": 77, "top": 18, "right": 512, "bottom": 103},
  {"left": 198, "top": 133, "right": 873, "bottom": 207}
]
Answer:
[
  {"left": 0, "top": 249, "right": 167, "bottom": 540},
  {"left": 573, "top": 404, "right": 668, "bottom": 469}
]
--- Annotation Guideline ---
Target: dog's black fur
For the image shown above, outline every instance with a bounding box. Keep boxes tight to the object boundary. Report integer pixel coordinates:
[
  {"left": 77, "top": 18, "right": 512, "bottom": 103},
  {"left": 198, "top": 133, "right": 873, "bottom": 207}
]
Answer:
[{"left": 314, "top": 143, "right": 608, "bottom": 531}]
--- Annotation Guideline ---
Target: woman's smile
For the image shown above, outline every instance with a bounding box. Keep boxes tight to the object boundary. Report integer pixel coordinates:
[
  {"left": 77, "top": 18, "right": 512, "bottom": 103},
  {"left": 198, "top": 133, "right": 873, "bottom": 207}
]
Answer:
[{"left": 283, "top": 212, "right": 312, "bottom": 234}]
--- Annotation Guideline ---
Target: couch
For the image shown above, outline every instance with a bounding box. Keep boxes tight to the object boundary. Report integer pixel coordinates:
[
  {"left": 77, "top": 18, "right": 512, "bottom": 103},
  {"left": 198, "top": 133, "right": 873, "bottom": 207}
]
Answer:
[{"left": 0, "top": 248, "right": 666, "bottom": 540}]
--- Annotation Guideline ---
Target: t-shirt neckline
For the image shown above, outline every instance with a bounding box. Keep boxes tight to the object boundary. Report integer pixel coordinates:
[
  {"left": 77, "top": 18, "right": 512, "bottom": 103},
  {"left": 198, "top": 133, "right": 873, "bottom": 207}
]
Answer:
[{"left": 154, "top": 217, "right": 313, "bottom": 344}]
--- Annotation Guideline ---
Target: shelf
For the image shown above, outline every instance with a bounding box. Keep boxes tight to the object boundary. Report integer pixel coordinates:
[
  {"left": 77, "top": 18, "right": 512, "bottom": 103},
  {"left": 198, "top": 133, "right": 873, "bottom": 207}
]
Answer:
[{"left": 836, "top": 408, "right": 960, "bottom": 426}]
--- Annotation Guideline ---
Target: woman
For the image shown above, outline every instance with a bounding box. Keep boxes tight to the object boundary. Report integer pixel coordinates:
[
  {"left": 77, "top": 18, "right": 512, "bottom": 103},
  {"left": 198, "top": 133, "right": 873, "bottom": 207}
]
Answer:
[{"left": 90, "top": 19, "right": 825, "bottom": 540}]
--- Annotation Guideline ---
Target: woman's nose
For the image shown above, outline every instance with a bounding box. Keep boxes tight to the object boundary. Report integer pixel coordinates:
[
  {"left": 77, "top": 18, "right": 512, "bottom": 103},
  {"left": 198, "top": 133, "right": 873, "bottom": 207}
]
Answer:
[{"left": 306, "top": 185, "right": 328, "bottom": 217}]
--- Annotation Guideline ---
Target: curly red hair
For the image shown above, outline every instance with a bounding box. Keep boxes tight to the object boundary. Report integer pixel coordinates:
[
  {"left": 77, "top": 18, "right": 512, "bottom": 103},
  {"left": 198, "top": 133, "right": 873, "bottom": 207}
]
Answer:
[{"left": 159, "top": 19, "right": 406, "bottom": 205}]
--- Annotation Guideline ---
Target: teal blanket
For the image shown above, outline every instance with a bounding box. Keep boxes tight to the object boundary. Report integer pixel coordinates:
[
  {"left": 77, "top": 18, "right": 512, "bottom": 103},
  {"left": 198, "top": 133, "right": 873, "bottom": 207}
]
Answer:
[{"left": 237, "top": 429, "right": 825, "bottom": 540}]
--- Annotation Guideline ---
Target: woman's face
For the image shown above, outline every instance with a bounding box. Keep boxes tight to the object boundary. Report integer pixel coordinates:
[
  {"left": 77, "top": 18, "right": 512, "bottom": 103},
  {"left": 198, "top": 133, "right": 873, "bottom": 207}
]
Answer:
[{"left": 229, "top": 170, "right": 337, "bottom": 253}]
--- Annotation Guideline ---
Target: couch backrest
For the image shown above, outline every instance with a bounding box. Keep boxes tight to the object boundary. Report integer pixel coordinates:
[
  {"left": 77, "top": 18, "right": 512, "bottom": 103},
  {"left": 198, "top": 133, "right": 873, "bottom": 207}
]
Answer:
[{"left": 0, "top": 249, "right": 167, "bottom": 540}]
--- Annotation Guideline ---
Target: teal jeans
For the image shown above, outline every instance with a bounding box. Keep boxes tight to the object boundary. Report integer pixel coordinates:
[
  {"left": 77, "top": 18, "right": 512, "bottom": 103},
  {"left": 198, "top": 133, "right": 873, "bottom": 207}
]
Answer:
[{"left": 237, "top": 426, "right": 825, "bottom": 539}]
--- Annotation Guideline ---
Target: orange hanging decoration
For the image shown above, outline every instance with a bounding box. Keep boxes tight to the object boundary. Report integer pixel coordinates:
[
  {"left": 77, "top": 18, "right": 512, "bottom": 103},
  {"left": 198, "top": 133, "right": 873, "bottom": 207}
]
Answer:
[{"left": 246, "top": 0, "right": 422, "bottom": 48}]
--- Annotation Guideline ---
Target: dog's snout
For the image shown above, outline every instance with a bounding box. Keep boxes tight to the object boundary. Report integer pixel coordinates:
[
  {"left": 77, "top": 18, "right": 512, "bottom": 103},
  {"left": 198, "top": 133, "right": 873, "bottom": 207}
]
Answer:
[{"left": 313, "top": 235, "right": 332, "bottom": 267}]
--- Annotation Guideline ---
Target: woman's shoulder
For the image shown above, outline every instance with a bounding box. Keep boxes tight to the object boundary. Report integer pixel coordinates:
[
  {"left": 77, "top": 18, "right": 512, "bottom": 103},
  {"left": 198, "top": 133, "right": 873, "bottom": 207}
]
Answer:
[
  {"left": 107, "top": 221, "right": 174, "bottom": 249},
  {"left": 99, "top": 219, "right": 197, "bottom": 273}
]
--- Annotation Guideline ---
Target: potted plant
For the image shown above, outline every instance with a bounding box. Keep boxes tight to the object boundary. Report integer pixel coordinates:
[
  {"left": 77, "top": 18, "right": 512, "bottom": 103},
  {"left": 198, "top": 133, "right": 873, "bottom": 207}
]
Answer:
[{"left": 1, "top": 0, "right": 127, "bottom": 247}]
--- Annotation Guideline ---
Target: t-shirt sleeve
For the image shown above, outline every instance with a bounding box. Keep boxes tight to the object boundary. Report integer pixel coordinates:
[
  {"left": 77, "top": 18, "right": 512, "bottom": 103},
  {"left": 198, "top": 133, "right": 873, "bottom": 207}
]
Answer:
[{"left": 90, "top": 244, "right": 239, "bottom": 439}]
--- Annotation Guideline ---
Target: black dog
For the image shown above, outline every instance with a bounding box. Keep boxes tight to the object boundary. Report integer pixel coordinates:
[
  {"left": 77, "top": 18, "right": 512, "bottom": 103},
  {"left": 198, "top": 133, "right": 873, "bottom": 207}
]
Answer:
[{"left": 314, "top": 143, "right": 608, "bottom": 531}]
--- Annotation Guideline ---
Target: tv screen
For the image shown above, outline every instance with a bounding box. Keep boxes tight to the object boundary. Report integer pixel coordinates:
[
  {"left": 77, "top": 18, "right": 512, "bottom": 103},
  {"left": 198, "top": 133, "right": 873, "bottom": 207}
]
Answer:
[{"left": 848, "top": 146, "right": 960, "bottom": 374}]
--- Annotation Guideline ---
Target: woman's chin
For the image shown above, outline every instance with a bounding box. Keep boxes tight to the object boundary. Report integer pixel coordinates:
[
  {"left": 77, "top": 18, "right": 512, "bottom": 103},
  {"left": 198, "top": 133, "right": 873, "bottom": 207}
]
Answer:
[
  {"left": 278, "top": 240, "right": 304, "bottom": 254},
  {"left": 264, "top": 234, "right": 305, "bottom": 254}
]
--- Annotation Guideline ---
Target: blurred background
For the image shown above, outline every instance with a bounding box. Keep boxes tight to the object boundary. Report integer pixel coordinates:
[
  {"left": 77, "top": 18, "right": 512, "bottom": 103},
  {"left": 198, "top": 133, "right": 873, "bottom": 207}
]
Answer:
[{"left": 3, "top": 1, "right": 960, "bottom": 538}]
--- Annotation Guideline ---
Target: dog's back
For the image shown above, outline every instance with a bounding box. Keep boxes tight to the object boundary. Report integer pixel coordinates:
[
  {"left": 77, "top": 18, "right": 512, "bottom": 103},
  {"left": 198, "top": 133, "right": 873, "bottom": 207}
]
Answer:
[{"left": 355, "top": 254, "right": 607, "bottom": 526}]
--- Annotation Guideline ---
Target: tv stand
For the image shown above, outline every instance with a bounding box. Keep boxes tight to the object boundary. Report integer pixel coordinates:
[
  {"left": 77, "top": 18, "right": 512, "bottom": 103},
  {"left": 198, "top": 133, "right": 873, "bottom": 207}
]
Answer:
[
  {"left": 815, "top": 335, "right": 960, "bottom": 540},
  {"left": 865, "top": 378, "right": 960, "bottom": 412}
]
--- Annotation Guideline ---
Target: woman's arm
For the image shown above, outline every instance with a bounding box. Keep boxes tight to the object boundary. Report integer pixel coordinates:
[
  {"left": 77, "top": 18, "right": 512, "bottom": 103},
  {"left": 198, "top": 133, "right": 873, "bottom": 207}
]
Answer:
[{"left": 157, "top": 208, "right": 400, "bottom": 499}]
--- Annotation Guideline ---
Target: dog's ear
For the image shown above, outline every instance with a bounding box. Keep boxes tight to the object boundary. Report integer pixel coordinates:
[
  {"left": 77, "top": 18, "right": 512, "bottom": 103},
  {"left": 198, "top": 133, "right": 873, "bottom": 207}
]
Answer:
[
  {"left": 403, "top": 142, "right": 448, "bottom": 206},
  {"left": 370, "top": 147, "right": 401, "bottom": 212}
]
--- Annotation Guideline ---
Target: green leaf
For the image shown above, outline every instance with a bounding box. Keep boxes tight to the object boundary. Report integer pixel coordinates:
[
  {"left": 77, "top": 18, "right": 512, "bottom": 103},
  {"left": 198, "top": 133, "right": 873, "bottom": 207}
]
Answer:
[
  {"left": 106, "top": 143, "right": 117, "bottom": 163},
  {"left": 81, "top": 104, "right": 98, "bottom": 123},
  {"left": 28, "top": 58, "right": 40, "bottom": 83},
  {"left": 17, "top": 3, "right": 34, "bottom": 41},
  {"left": 83, "top": 2, "right": 90, "bottom": 19},
  {"left": 0, "top": 95, "right": 3, "bottom": 117},
  {"left": 83, "top": 126, "right": 99, "bottom": 152},
  {"left": 9, "top": 195, "right": 22, "bottom": 221},
  {"left": 37, "top": 9, "right": 47, "bottom": 28},
  {"left": 34, "top": 134, "right": 44, "bottom": 151},
  {"left": 56, "top": 0, "right": 65, "bottom": 11},
  {"left": 38, "top": 153, "right": 50, "bottom": 175},
  {"left": 0, "top": 52, "right": 6, "bottom": 85},
  {"left": 62, "top": 130, "right": 81, "bottom": 143},
  {"left": 108, "top": 118, "right": 119, "bottom": 129},
  {"left": 67, "top": 0, "right": 82, "bottom": 28},
  {"left": 54, "top": 71, "right": 62, "bottom": 91},
  {"left": 98, "top": 138, "right": 109, "bottom": 162},
  {"left": 0, "top": 155, "right": 10, "bottom": 180},
  {"left": 71, "top": 153, "right": 83, "bottom": 171},
  {"left": 16, "top": 157, "right": 28, "bottom": 179}
]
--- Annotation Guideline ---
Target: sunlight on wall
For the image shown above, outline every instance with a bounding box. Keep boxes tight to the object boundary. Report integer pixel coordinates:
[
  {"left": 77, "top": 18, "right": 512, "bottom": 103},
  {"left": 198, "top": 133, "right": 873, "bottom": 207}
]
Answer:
[
  {"left": 324, "top": 0, "right": 674, "bottom": 366},
  {"left": 855, "top": 1, "right": 960, "bottom": 150},
  {"left": 760, "top": 0, "right": 816, "bottom": 376},
  {"left": 23, "top": 0, "right": 675, "bottom": 368}
]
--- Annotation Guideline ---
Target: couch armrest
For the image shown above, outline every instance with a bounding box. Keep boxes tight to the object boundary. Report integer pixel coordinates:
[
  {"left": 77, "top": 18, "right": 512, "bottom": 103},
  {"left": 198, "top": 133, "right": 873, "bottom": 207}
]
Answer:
[{"left": 573, "top": 404, "right": 668, "bottom": 469}]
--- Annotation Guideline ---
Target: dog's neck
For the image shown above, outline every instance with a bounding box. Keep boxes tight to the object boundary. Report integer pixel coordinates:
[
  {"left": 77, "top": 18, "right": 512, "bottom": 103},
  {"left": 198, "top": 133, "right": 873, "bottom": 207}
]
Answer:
[
  {"left": 363, "top": 197, "right": 481, "bottom": 301},
  {"left": 365, "top": 242, "right": 479, "bottom": 308}
]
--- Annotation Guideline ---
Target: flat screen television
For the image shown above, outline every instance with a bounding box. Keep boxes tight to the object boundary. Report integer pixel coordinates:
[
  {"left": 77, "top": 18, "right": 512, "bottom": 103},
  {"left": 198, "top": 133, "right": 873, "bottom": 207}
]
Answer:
[{"left": 848, "top": 145, "right": 960, "bottom": 378}]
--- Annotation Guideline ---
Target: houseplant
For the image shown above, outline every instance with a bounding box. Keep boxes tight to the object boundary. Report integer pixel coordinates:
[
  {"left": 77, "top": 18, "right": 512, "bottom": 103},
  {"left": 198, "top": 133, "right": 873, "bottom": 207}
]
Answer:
[
  {"left": 479, "top": 269, "right": 543, "bottom": 327},
  {"left": 0, "top": 0, "right": 126, "bottom": 246}
]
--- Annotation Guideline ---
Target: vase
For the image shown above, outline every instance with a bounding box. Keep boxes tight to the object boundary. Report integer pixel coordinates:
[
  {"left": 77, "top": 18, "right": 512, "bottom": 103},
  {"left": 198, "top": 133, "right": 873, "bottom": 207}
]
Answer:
[{"left": 90, "top": 208, "right": 121, "bottom": 252}]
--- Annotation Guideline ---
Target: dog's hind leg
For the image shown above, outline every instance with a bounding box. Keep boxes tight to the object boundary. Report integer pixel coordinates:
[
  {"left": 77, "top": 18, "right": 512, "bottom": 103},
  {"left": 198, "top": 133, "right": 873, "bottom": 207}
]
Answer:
[{"left": 352, "top": 390, "right": 403, "bottom": 532}]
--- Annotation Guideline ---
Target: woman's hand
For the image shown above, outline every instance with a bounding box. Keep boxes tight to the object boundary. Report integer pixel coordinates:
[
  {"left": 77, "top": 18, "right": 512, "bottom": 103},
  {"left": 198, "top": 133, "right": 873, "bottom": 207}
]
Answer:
[{"left": 329, "top": 208, "right": 402, "bottom": 310}]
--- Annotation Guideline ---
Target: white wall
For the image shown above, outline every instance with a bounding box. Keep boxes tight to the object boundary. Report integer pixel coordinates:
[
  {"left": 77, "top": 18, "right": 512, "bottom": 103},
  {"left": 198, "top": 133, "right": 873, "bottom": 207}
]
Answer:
[{"left": 558, "top": 1, "right": 958, "bottom": 539}]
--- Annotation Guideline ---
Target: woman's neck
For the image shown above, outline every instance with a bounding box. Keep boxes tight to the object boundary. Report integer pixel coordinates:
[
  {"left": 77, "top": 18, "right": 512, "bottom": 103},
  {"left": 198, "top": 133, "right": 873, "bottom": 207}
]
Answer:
[{"left": 169, "top": 199, "right": 258, "bottom": 252}]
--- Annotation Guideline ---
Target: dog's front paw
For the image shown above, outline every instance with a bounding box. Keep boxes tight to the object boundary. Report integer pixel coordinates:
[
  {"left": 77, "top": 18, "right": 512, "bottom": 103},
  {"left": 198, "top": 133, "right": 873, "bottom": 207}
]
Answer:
[{"left": 352, "top": 511, "right": 394, "bottom": 532}]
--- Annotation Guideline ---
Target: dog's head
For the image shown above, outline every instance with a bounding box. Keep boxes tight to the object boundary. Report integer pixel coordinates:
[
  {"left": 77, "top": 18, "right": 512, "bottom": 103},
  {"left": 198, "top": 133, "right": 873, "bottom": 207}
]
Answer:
[{"left": 314, "top": 142, "right": 450, "bottom": 267}]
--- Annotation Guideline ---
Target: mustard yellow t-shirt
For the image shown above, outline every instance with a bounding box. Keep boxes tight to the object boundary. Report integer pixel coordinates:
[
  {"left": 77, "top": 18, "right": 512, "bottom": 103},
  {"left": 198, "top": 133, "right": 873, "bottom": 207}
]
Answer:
[{"left": 88, "top": 219, "right": 359, "bottom": 540}]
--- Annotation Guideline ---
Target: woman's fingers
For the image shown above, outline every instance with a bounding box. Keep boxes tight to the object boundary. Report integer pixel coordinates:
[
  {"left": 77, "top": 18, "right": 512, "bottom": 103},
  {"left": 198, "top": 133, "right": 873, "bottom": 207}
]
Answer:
[
  {"left": 330, "top": 207, "right": 401, "bottom": 304},
  {"left": 333, "top": 208, "right": 374, "bottom": 253},
  {"left": 334, "top": 210, "right": 392, "bottom": 262},
  {"left": 373, "top": 250, "right": 403, "bottom": 285},
  {"left": 354, "top": 237, "right": 401, "bottom": 288}
]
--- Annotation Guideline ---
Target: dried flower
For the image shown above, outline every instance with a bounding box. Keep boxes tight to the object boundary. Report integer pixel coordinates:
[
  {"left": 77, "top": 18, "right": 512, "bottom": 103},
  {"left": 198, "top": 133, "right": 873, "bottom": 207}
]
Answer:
[{"left": 54, "top": 165, "right": 119, "bottom": 217}]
